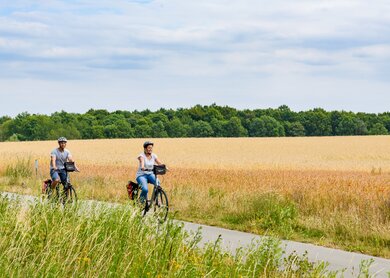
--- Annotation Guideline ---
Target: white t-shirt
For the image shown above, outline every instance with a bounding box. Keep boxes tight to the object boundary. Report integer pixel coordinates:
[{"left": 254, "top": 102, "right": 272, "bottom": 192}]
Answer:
[
  {"left": 136, "top": 152, "right": 158, "bottom": 178},
  {"left": 50, "top": 148, "right": 71, "bottom": 170}
]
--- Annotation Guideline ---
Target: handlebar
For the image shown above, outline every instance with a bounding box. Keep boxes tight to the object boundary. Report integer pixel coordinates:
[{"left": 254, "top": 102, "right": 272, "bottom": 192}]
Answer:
[
  {"left": 143, "top": 168, "right": 153, "bottom": 172},
  {"left": 54, "top": 168, "right": 80, "bottom": 173},
  {"left": 142, "top": 167, "right": 169, "bottom": 171}
]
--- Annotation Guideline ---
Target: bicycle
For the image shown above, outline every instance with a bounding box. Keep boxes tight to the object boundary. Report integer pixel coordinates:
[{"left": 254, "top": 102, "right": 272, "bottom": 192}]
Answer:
[
  {"left": 127, "top": 164, "right": 169, "bottom": 222},
  {"left": 43, "top": 162, "right": 78, "bottom": 205}
]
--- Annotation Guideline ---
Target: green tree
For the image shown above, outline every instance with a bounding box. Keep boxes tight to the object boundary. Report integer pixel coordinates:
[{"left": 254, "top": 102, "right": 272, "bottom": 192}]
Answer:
[
  {"left": 224, "top": 117, "right": 248, "bottom": 137},
  {"left": 335, "top": 115, "right": 368, "bottom": 135},
  {"left": 277, "top": 105, "right": 297, "bottom": 122},
  {"left": 51, "top": 111, "right": 77, "bottom": 125},
  {"left": 91, "top": 126, "right": 105, "bottom": 139},
  {"left": 0, "top": 119, "right": 12, "bottom": 141},
  {"left": 151, "top": 121, "right": 168, "bottom": 138},
  {"left": 49, "top": 124, "right": 81, "bottom": 140},
  {"left": 210, "top": 119, "right": 226, "bottom": 137},
  {"left": 0, "top": 116, "right": 11, "bottom": 125},
  {"left": 191, "top": 121, "right": 214, "bottom": 137},
  {"left": 76, "top": 114, "right": 98, "bottom": 139},
  {"left": 147, "top": 113, "right": 169, "bottom": 125},
  {"left": 249, "top": 116, "right": 285, "bottom": 137},
  {"left": 86, "top": 109, "right": 110, "bottom": 122},
  {"left": 369, "top": 123, "right": 388, "bottom": 135},
  {"left": 102, "top": 114, "right": 134, "bottom": 138},
  {"left": 330, "top": 111, "right": 343, "bottom": 135},
  {"left": 300, "top": 109, "right": 332, "bottom": 136},
  {"left": 285, "top": 121, "right": 305, "bottom": 137},
  {"left": 7, "top": 133, "right": 21, "bottom": 142},
  {"left": 187, "top": 105, "right": 207, "bottom": 121},
  {"left": 166, "top": 118, "right": 187, "bottom": 137},
  {"left": 104, "top": 124, "right": 120, "bottom": 138},
  {"left": 216, "top": 105, "right": 237, "bottom": 119},
  {"left": 204, "top": 107, "right": 224, "bottom": 122},
  {"left": 379, "top": 114, "right": 390, "bottom": 133}
]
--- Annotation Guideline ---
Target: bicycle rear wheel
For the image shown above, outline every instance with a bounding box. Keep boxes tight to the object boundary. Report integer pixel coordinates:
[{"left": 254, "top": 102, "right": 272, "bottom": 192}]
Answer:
[
  {"left": 152, "top": 188, "right": 169, "bottom": 223},
  {"left": 46, "top": 184, "right": 59, "bottom": 201}
]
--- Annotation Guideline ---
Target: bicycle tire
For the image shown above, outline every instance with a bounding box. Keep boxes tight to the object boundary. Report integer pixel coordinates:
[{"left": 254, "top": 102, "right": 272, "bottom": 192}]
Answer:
[
  {"left": 46, "top": 184, "right": 59, "bottom": 201},
  {"left": 153, "top": 188, "right": 169, "bottom": 223},
  {"left": 61, "top": 184, "right": 77, "bottom": 205}
]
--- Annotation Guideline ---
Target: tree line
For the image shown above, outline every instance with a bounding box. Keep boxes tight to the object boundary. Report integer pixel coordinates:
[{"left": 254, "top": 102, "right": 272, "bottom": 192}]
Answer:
[{"left": 0, "top": 104, "right": 389, "bottom": 141}]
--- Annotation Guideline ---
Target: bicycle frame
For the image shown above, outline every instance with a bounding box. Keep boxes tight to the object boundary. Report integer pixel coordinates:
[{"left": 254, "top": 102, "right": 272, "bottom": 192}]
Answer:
[
  {"left": 142, "top": 166, "right": 168, "bottom": 222},
  {"left": 46, "top": 169, "right": 77, "bottom": 204}
]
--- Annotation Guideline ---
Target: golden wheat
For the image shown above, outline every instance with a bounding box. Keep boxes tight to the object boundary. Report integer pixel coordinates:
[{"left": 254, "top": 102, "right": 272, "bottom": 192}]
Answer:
[
  {"left": 0, "top": 136, "right": 389, "bottom": 257},
  {"left": 0, "top": 136, "right": 389, "bottom": 171}
]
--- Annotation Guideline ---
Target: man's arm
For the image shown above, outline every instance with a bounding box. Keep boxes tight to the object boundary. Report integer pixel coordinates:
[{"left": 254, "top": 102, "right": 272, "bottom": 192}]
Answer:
[
  {"left": 51, "top": 155, "right": 57, "bottom": 170},
  {"left": 68, "top": 154, "right": 74, "bottom": 162},
  {"left": 68, "top": 154, "right": 80, "bottom": 171}
]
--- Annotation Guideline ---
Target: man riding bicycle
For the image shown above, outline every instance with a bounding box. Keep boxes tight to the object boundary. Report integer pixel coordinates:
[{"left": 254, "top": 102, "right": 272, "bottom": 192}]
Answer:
[
  {"left": 136, "top": 141, "right": 164, "bottom": 203},
  {"left": 50, "top": 137, "right": 78, "bottom": 190}
]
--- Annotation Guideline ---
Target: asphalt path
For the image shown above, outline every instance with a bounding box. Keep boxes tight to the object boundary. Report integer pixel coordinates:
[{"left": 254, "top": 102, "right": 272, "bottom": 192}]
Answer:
[{"left": 1, "top": 191, "right": 390, "bottom": 277}]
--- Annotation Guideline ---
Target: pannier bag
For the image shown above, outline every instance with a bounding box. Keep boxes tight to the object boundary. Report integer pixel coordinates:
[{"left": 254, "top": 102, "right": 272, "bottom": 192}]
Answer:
[
  {"left": 42, "top": 179, "right": 52, "bottom": 194},
  {"left": 64, "top": 162, "right": 76, "bottom": 172},
  {"left": 126, "top": 181, "right": 139, "bottom": 200},
  {"left": 154, "top": 164, "right": 166, "bottom": 175}
]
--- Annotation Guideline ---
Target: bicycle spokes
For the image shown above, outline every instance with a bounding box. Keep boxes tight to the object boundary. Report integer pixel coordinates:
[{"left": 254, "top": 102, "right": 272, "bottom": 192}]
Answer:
[{"left": 152, "top": 190, "right": 169, "bottom": 222}]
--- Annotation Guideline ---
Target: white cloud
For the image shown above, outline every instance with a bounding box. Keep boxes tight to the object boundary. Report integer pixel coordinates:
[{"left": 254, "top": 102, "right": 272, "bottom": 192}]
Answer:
[{"left": 0, "top": 0, "right": 390, "bottom": 115}]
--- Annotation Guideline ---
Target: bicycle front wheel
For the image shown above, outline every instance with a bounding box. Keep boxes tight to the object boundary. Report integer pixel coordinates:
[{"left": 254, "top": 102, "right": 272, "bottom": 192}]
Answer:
[
  {"left": 62, "top": 185, "right": 78, "bottom": 205},
  {"left": 153, "top": 188, "right": 169, "bottom": 223}
]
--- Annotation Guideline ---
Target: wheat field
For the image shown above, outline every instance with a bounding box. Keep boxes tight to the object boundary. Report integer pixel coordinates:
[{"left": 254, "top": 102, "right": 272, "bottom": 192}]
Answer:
[
  {"left": 0, "top": 136, "right": 389, "bottom": 257},
  {"left": 0, "top": 136, "right": 389, "bottom": 171}
]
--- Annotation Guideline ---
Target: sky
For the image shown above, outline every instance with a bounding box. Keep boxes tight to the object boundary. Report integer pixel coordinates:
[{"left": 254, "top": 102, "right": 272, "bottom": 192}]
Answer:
[{"left": 0, "top": 0, "right": 390, "bottom": 117}]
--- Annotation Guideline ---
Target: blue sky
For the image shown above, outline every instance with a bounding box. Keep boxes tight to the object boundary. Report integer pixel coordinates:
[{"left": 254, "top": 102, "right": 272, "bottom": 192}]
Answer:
[{"left": 0, "top": 0, "right": 390, "bottom": 116}]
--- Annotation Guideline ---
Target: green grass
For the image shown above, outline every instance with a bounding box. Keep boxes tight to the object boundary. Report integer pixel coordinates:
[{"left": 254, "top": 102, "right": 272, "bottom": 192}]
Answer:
[
  {"left": 222, "top": 193, "right": 298, "bottom": 236},
  {"left": 0, "top": 196, "right": 345, "bottom": 277}
]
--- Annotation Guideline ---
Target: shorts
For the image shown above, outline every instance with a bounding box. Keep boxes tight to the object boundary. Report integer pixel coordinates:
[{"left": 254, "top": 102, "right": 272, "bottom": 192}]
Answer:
[{"left": 50, "top": 168, "right": 68, "bottom": 184}]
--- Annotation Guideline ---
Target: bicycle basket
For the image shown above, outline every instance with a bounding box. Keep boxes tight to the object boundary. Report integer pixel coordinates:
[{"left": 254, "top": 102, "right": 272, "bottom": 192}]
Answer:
[
  {"left": 154, "top": 164, "right": 166, "bottom": 175},
  {"left": 64, "top": 162, "right": 76, "bottom": 172}
]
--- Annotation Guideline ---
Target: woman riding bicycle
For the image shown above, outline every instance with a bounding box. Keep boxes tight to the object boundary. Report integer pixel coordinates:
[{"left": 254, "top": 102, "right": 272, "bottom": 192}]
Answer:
[{"left": 136, "top": 141, "right": 164, "bottom": 203}]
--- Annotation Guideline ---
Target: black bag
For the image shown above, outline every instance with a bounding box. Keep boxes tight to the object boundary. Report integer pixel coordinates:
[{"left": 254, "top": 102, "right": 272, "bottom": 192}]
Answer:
[
  {"left": 154, "top": 164, "right": 166, "bottom": 175},
  {"left": 64, "top": 162, "right": 76, "bottom": 172}
]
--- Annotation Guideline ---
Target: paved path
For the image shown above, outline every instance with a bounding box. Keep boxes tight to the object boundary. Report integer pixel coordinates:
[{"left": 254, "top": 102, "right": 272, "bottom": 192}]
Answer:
[
  {"left": 2, "top": 192, "right": 390, "bottom": 277},
  {"left": 182, "top": 221, "right": 390, "bottom": 277}
]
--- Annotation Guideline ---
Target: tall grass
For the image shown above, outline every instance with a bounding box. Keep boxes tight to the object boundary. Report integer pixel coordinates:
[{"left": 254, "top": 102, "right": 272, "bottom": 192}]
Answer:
[
  {"left": 0, "top": 197, "right": 341, "bottom": 277},
  {"left": 222, "top": 193, "right": 298, "bottom": 236},
  {"left": 0, "top": 137, "right": 389, "bottom": 258},
  {"left": 5, "top": 156, "right": 32, "bottom": 179}
]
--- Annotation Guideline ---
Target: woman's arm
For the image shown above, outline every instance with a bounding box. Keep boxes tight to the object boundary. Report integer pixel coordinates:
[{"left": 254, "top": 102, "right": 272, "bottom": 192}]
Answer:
[
  {"left": 155, "top": 157, "right": 163, "bottom": 165},
  {"left": 138, "top": 156, "right": 145, "bottom": 170}
]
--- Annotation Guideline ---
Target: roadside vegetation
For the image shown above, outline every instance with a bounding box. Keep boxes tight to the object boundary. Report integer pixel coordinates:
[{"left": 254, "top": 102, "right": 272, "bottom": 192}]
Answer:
[{"left": 0, "top": 196, "right": 347, "bottom": 277}]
